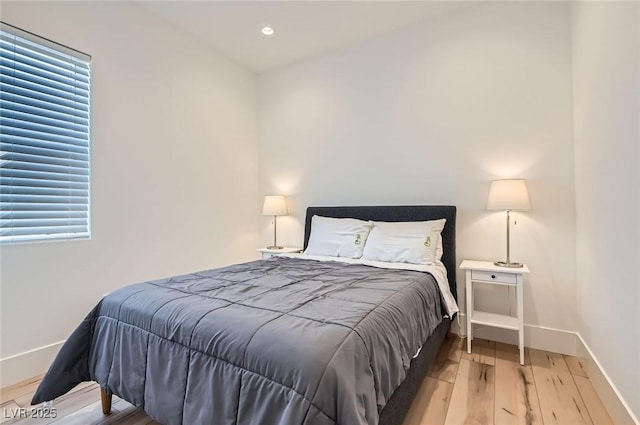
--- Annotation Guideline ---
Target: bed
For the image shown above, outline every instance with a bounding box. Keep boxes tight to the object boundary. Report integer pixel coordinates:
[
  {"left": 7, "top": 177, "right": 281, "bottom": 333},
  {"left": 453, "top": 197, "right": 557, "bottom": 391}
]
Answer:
[{"left": 32, "top": 205, "right": 457, "bottom": 425}]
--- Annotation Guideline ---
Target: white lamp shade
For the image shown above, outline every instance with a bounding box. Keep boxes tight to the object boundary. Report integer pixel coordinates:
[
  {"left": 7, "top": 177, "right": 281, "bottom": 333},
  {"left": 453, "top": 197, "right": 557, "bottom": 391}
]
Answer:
[
  {"left": 262, "top": 195, "right": 288, "bottom": 216},
  {"left": 486, "top": 179, "right": 532, "bottom": 211}
]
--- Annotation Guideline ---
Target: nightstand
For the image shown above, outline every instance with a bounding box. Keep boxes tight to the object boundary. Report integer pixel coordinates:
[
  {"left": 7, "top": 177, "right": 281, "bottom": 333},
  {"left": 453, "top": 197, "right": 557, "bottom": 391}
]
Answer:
[
  {"left": 258, "top": 247, "right": 302, "bottom": 259},
  {"left": 460, "top": 260, "right": 529, "bottom": 365}
]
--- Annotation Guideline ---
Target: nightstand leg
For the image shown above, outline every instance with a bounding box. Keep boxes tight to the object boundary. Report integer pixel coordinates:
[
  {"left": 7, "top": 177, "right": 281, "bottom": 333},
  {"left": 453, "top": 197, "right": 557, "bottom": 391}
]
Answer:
[
  {"left": 466, "top": 270, "right": 472, "bottom": 354},
  {"left": 517, "top": 277, "right": 524, "bottom": 365}
]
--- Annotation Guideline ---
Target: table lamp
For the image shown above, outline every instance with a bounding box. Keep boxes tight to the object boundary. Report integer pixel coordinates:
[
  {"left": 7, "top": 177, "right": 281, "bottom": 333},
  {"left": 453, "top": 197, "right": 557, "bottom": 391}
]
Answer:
[
  {"left": 486, "top": 179, "right": 532, "bottom": 268},
  {"left": 262, "top": 195, "right": 288, "bottom": 249}
]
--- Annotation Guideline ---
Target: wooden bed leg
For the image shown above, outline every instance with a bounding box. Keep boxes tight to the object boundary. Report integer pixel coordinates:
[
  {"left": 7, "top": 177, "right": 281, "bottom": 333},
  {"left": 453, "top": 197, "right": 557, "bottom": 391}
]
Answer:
[{"left": 100, "top": 388, "right": 112, "bottom": 415}]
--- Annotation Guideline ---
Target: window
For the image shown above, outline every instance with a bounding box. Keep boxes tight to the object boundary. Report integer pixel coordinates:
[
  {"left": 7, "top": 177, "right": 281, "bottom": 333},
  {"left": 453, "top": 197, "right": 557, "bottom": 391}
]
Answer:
[{"left": 0, "top": 23, "right": 91, "bottom": 244}]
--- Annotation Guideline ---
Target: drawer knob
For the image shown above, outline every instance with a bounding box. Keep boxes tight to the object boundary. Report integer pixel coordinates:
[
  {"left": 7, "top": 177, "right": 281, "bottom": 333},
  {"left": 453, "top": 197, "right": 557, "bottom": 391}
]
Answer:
[{"left": 491, "top": 274, "right": 496, "bottom": 279}]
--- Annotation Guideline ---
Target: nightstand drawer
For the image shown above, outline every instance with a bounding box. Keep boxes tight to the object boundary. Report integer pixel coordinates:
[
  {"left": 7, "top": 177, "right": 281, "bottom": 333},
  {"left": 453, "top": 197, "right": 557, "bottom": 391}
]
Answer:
[
  {"left": 258, "top": 247, "right": 302, "bottom": 259},
  {"left": 471, "top": 269, "right": 517, "bottom": 284}
]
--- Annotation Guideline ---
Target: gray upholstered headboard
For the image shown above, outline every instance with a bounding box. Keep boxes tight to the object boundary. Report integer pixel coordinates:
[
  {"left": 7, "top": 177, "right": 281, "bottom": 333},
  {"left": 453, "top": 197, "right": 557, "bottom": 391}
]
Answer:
[{"left": 303, "top": 205, "right": 457, "bottom": 301}]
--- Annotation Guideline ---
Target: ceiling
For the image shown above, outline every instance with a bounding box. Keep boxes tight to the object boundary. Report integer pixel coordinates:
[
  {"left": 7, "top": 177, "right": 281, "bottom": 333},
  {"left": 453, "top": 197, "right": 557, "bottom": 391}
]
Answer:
[{"left": 137, "top": 1, "right": 471, "bottom": 72}]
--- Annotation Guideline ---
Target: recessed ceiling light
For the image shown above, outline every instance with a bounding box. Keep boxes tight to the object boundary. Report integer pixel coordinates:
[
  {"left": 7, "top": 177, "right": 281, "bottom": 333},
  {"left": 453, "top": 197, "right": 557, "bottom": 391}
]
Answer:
[{"left": 261, "top": 27, "right": 274, "bottom": 36}]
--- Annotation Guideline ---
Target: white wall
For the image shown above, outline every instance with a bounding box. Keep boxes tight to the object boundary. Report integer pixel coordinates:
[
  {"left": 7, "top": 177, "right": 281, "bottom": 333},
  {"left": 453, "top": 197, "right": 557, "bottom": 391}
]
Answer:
[
  {"left": 572, "top": 2, "right": 640, "bottom": 421},
  {"left": 0, "top": 1, "right": 259, "bottom": 385},
  {"left": 259, "top": 2, "right": 577, "bottom": 342}
]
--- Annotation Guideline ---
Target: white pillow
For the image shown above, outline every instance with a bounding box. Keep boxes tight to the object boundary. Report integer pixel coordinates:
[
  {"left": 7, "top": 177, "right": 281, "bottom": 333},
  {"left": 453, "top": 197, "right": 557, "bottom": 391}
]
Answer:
[
  {"left": 362, "top": 219, "right": 446, "bottom": 265},
  {"left": 304, "top": 216, "right": 373, "bottom": 258},
  {"left": 436, "top": 234, "right": 444, "bottom": 261}
]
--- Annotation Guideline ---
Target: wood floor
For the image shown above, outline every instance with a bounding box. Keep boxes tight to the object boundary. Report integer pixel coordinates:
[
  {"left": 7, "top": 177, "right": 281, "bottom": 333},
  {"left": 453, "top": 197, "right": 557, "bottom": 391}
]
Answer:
[
  {"left": 403, "top": 335, "right": 613, "bottom": 425},
  {"left": 0, "top": 336, "right": 613, "bottom": 425}
]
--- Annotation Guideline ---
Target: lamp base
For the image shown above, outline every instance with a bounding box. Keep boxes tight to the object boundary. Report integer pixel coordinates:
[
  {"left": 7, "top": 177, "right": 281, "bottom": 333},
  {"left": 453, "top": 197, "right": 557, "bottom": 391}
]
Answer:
[
  {"left": 494, "top": 261, "right": 524, "bottom": 268},
  {"left": 266, "top": 245, "right": 284, "bottom": 250}
]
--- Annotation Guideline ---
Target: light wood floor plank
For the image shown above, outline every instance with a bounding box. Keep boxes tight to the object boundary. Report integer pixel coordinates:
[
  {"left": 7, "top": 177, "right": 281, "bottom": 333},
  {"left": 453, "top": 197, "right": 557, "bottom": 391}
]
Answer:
[
  {"left": 403, "top": 377, "right": 453, "bottom": 425},
  {"left": 0, "top": 402, "right": 21, "bottom": 425},
  {"left": 16, "top": 386, "right": 101, "bottom": 425},
  {"left": 494, "top": 343, "right": 543, "bottom": 425},
  {"left": 564, "top": 355, "right": 588, "bottom": 377},
  {"left": 461, "top": 338, "right": 496, "bottom": 366},
  {"left": 0, "top": 376, "right": 44, "bottom": 405},
  {"left": 530, "top": 349, "right": 593, "bottom": 425},
  {"left": 573, "top": 375, "right": 614, "bottom": 425},
  {"left": 428, "top": 334, "right": 463, "bottom": 383},
  {"left": 444, "top": 358, "right": 495, "bottom": 425},
  {"left": 49, "top": 399, "right": 105, "bottom": 425},
  {"left": 495, "top": 341, "right": 531, "bottom": 366},
  {"left": 529, "top": 349, "right": 570, "bottom": 373},
  {"left": 128, "top": 414, "right": 161, "bottom": 425},
  {"left": 94, "top": 403, "right": 142, "bottom": 425},
  {"left": 107, "top": 409, "right": 154, "bottom": 425}
]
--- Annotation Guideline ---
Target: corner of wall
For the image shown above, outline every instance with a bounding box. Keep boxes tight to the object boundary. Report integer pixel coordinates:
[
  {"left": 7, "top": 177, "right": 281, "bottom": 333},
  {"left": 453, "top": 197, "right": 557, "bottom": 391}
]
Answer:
[{"left": 576, "top": 334, "right": 639, "bottom": 425}]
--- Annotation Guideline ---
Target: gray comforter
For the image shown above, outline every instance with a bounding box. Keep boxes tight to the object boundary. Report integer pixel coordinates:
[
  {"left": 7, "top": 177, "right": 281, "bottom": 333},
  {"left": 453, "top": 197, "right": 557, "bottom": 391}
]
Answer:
[{"left": 32, "top": 257, "right": 443, "bottom": 425}]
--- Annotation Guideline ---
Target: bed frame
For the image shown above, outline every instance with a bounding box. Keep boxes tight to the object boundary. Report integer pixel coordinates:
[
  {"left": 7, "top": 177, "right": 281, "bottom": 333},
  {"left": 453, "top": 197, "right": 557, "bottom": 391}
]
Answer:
[
  {"left": 304, "top": 205, "right": 457, "bottom": 425},
  {"left": 101, "top": 205, "right": 457, "bottom": 425}
]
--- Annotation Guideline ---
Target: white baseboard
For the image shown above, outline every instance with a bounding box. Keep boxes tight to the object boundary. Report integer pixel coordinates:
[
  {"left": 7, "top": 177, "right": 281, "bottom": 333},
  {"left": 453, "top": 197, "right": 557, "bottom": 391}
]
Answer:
[
  {"left": 0, "top": 341, "right": 64, "bottom": 388},
  {"left": 576, "top": 333, "right": 639, "bottom": 425},
  {"left": 456, "top": 313, "right": 580, "bottom": 355}
]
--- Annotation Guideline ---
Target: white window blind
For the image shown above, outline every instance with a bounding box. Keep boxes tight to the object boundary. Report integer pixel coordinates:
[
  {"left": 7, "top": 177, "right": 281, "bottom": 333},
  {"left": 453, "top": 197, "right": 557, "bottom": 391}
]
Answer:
[{"left": 0, "top": 23, "right": 91, "bottom": 244}]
